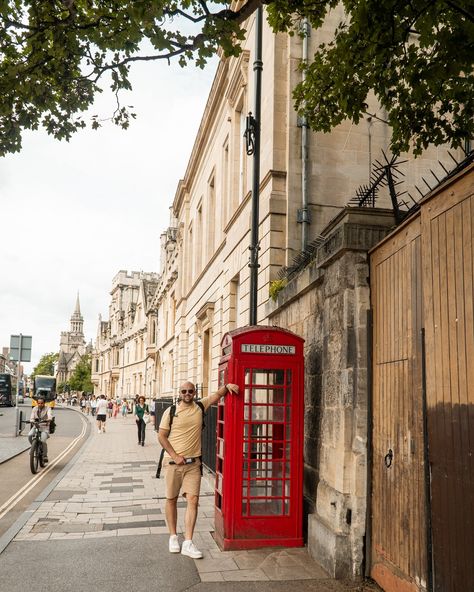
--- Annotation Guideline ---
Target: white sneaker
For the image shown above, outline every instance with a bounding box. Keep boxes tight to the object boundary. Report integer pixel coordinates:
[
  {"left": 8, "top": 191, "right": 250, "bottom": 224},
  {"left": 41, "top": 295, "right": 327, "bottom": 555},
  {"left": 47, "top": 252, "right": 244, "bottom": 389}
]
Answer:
[
  {"left": 169, "top": 535, "right": 180, "bottom": 553},
  {"left": 97, "top": 429, "right": 101, "bottom": 434},
  {"left": 181, "top": 540, "right": 203, "bottom": 559}
]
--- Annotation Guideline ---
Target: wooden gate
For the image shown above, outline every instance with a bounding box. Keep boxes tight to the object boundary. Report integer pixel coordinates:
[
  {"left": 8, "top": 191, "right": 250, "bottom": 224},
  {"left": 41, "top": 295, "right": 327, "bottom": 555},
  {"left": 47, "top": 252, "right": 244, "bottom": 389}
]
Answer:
[
  {"left": 370, "top": 214, "right": 428, "bottom": 592},
  {"left": 369, "top": 162, "right": 474, "bottom": 592}
]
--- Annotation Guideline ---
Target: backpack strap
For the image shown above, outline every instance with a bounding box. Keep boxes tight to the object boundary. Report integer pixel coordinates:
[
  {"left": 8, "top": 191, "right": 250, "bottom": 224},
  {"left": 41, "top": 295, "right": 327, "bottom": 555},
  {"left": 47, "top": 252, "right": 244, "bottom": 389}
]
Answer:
[
  {"left": 156, "top": 405, "right": 176, "bottom": 478},
  {"left": 156, "top": 402, "right": 206, "bottom": 478}
]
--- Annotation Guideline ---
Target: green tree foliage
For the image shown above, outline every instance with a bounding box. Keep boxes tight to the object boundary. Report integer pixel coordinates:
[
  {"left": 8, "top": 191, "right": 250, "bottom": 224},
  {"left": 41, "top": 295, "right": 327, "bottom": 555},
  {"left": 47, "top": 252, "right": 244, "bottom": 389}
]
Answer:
[
  {"left": 69, "top": 354, "right": 93, "bottom": 393},
  {"left": 0, "top": 1, "right": 472, "bottom": 156},
  {"left": 31, "top": 352, "right": 59, "bottom": 378}
]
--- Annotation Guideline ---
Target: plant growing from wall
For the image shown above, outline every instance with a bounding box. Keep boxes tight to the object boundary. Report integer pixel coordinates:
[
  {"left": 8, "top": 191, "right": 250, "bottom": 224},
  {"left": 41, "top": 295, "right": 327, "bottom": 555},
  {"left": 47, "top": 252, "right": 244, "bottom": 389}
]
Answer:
[{"left": 269, "top": 278, "right": 287, "bottom": 301}]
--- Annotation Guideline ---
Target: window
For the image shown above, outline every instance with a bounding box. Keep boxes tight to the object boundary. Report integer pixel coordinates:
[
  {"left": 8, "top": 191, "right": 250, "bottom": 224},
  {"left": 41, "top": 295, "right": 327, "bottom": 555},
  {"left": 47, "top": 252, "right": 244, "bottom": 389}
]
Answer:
[
  {"left": 230, "top": 275, "right": 241, "bottom": 329},
  {"left": 222, "top": 139, "right": 229, "bottom": 228},
  {"left": 207, "top": 174, "right": 216, "bottom": 259},
  {"left": 238, "top": 108, "right": 247, "bottom": 203}
]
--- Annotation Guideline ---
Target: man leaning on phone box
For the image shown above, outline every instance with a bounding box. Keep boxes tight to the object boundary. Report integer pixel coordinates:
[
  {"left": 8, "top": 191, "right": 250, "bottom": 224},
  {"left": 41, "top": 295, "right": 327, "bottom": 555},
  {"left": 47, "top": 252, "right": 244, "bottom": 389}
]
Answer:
[{"left": 158, "top": 380, "right": 239, "bottom": 559}]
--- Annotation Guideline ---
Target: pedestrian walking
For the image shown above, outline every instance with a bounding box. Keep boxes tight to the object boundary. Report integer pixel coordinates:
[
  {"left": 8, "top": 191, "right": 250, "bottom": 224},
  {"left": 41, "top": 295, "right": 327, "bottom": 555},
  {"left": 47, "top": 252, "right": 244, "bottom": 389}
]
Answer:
[
  {"left": 107, "top": 398, "right": 113, "bottom": 418},
  {"left": 158, "top": 381, "right": 239, "bottom": 558},
  {"left": 113, "top": 399, "right": 119, "bottom": 418},
  {"left": 85, "top": 398, "right": 91, "bottom": 416},
  {"left": 121, "top": 399, "right": 128, "bottom": 418},
  {"left": 80, "top": 397, "right": 86, "bottom": 413},
  {"left": 91, "top": 396, "right": 97, "bottom": 417},
  {"left": 134, "top": 396, "right": 149, "bottom": 446},
  {"left": 96, "top": 395, "right": 108, "bottom": 433}
]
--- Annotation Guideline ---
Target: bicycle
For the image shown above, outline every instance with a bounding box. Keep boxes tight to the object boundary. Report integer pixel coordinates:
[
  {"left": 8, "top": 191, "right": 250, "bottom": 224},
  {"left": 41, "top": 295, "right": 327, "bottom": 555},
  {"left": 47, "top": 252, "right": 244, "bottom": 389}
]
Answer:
[{"left": 28, "top": 419, "right": 49, "bottom": 474}]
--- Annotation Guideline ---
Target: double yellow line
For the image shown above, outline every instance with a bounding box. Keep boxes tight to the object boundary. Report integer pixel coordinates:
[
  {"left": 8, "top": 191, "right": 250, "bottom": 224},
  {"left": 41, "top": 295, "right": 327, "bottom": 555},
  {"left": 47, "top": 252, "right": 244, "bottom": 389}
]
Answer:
[{"left": 0, "top": 414, "right": 88, "bottom": 521}]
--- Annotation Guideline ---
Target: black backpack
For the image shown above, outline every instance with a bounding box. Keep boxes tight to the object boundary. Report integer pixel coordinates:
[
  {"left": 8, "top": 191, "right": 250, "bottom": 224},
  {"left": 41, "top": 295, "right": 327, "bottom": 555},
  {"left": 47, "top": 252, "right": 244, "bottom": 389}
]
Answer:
[
  {"left": 155, "top": 401, "right": 205, "bottom": 478},
  {"left": 49, "top": 416, "right": 56, "bottom": 434}
]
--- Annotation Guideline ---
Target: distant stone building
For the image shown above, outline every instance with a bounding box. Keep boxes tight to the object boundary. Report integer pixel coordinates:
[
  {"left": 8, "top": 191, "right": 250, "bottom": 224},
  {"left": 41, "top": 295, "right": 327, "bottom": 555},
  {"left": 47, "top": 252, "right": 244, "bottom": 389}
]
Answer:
[
  {"left": 56, "top": 295, "right": 87, "bottom": 385},
  {"left": 91, "top": 271, "right": 159, "bottom": 400}
]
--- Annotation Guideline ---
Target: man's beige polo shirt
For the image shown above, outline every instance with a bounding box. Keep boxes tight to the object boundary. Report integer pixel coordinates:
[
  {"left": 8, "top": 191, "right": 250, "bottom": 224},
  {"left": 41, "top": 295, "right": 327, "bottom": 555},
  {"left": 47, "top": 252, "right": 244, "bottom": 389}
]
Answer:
[{"left": 159, "top": 397, "right": 211, "bottom": 459}]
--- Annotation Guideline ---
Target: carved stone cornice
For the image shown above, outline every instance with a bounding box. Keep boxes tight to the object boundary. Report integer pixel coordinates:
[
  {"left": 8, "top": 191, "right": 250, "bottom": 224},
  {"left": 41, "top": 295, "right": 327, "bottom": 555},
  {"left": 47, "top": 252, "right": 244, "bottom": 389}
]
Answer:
[
  {"left": 195, "top": 301, "right": 215, "bottom": 334},
  {"left": 225, "top": 50, "right": 250, "bottom": 107}
]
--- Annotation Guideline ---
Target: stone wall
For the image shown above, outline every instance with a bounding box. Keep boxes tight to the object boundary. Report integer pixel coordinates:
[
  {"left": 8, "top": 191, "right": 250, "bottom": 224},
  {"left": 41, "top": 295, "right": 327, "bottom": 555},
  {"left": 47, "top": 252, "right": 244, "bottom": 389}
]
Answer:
[{"left": 266, "top": 207, "right": 395, "bottom": 578}]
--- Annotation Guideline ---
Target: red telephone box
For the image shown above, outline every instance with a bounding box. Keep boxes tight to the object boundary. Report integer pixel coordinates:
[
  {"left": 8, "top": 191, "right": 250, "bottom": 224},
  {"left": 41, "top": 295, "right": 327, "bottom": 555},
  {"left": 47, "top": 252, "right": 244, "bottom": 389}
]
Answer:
[{"left": 214, "top": 326, "right": 304, "bottom": 550}]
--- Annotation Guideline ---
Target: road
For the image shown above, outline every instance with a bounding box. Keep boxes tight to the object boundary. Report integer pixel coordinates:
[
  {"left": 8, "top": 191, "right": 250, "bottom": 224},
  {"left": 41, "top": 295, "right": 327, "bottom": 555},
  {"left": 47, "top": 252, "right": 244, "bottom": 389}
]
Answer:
[{"left": 0, "top": 404, "right": 89, "bottom": 538}]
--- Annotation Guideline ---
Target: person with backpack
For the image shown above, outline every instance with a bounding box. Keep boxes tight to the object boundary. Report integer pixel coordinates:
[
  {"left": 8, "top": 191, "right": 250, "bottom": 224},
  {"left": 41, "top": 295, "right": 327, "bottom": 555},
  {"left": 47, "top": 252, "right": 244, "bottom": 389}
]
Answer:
[{"left": 158, "top": 381, "right": 239, "bottom": 559}]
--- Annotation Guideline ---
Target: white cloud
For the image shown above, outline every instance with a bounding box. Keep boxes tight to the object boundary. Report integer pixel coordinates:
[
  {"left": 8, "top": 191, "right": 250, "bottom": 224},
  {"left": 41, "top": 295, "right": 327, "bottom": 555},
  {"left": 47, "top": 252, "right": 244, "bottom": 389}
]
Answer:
[{"left": 0, "top": 56, "right": 218, "bottom": 372}]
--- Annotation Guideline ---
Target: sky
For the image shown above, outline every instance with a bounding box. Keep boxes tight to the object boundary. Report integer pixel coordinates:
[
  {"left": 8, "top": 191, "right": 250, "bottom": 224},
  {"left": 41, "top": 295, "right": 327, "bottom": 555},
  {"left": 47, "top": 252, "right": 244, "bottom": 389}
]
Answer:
[{"left": 0, "top": 56, "right": 218, "bottom": 373}]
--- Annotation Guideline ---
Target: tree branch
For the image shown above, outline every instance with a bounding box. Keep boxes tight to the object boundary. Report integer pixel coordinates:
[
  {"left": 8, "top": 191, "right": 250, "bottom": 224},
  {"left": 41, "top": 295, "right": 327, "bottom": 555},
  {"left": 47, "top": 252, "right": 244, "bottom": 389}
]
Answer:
[{"left": 445, "top": 1, "right": 474, "bottom": 23}]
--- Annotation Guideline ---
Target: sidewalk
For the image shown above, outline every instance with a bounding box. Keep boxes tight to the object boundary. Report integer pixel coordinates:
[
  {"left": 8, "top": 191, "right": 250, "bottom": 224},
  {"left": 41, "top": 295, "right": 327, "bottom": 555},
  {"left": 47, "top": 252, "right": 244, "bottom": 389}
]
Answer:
[
  {"left": 0, "top": 414, "right": 379, "bottom": 592},
  {"left": 0, "top": 435, "right": 30, "bottom": 464}
]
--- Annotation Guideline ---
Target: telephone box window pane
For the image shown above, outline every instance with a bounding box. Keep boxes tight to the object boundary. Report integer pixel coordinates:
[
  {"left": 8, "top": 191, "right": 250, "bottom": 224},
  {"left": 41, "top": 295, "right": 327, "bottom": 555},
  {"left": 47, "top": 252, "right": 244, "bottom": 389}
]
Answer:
[
  {"left": 244, "top": 388, "right": 251, "bottom": 403},
  {"left": 219, "top": 369, "right": 226, "bottom": 387},
  {"left": 248, "top": 388, "right": 285, "bottom": 405},
  {"left": 251, "top": 405, "right": 286, "bottom": 421},
  {"left": 216, "top": 473, "right": 223, "bottom": 494},
  {"left": 217, "top": 439, "right": 224, "bottom": 457},
  {"left": 242, "top": 500, "right": 248, "bottom": 515},
  {"left": 285, "top": 481, "right": 291, "bottom": 497},
  {"left": 248, "top": 479, "right": 284, "bottom": 497},
  {"left": 250, "top": 369, "right": 285, "bottom": 385},
  {"left": 283, "top": 499, "right": 290, "bottom": 515},
  {"left": 249, "top": 499, "right": 283, "bottom": 516},
  {"left": 248, "top": 461, "right": 285, "bottom": 479},
  {"left": 286, "top": 370, "right": 292, "bottom": 384}
]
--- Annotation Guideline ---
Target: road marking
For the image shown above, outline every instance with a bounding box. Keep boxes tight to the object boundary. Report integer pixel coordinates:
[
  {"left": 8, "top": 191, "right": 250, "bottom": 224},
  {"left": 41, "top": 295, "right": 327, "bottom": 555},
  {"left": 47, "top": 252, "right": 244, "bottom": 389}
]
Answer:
[{"left": 0, "top": 414, "right": 88, "bottom": 521}]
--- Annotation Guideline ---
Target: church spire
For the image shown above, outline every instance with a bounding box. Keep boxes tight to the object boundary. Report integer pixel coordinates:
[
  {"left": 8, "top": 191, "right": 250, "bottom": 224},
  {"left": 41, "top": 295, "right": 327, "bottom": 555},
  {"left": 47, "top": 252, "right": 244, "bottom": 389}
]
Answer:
[
  {"left": 74, "top": 292, "right": 81, "bottom": 316},
  {"left": 70, "top": 292, "right": 84, "bottom": 334}
]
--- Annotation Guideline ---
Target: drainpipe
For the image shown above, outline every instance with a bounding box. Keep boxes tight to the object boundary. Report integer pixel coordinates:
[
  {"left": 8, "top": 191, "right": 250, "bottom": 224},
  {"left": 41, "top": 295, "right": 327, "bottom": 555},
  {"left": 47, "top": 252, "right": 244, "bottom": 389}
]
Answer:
[
  {"left": 299, "top": 19, "right": 310, "bottom": 251},
  {"left": 248, "top": 6, "right": 263, "bottom": 326}
]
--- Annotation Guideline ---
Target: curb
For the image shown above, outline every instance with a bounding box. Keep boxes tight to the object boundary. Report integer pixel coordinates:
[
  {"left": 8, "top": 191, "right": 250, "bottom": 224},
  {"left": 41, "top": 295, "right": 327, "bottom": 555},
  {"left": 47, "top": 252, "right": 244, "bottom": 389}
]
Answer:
[{"left": 0, "top": 408, "right": 93, "bottom": 555}]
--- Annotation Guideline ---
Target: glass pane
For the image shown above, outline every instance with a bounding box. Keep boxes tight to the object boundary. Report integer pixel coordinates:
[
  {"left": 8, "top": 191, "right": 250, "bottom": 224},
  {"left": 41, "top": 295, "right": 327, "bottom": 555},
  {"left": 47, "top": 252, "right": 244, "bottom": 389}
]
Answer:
[
  {"left": 285, "top": 481, "right": 291, "bottom": 497},
  {"left": 248, "top": 388, "right": 285, "bottom": 405},
  {"left": 219, "top": 369, "right": 226, "bottom": 387},
  {"left": 250, "top": 369, "right": 285, "bottom": 386},
  {"left": 287, "top": 370, "right": 292, "bottom": 385},
  {"left": 247, "top": 461, "right": 285, "bottom": 479},
  {"left": 251, "top": 405, "right": 286, "bottom": 421},
  {"left": 248, "top": 479, "right": 284, "bottom": 497},
  {"left": 244, "top": 405, "right": 250, "bottom": 420},
  {"left": 216, "top": 473, "right": 223, "bottom": 494},
  {"left": 217, "top": 438, "right": 224, "bottom": 457},
  {"left": 249, "top": 498, "right": 283, "bottom": 516},
  {"left": 283, "top": 498, "right": 290, "bottom": 515},
  {"left": 286, "top": 385, "right": 292, "bottom": 403},
  {"left": 242, "top": 499, "right": 247, "bottom": 515},
  {"left": 216, "top": 493, "right": 222, "bottom": 510}
]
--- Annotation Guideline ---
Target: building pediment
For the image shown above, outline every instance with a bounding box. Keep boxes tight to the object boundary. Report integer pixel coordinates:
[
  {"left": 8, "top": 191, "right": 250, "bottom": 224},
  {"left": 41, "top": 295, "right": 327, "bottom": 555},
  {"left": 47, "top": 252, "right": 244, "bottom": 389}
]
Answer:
[{"left": 196, "top": 301, "right": 215, "bottom": 333}]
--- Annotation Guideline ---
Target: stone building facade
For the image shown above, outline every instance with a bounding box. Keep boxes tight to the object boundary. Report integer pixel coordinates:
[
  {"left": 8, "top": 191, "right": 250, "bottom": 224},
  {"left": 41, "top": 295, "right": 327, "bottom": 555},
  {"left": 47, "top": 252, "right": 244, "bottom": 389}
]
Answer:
[
  {"left": 56, "top": 295, "right": 87, "bottom": 385},
  {"left": 91, "top": 271, "right": 159, "bottom": 400},
  {"left": 104, "top": 5, "right": 463, "bottom": 580},
  {"left": 144, "top": 5, "right": 463, "bottom": 578}
]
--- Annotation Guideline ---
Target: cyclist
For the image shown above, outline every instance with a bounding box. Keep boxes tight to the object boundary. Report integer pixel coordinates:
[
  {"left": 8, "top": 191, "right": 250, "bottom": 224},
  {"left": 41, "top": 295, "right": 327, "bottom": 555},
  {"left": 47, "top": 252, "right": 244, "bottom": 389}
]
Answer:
[{"left": 28, "top": 397, "right": 52, "bottom": 463}]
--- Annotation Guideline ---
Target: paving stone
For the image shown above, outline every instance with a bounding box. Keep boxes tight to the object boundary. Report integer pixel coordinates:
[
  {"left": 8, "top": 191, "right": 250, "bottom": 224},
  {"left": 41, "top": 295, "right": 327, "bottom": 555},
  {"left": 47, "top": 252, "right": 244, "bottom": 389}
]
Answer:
[{"left": 222, "top": 569, "right": 270, "bottom": 581}]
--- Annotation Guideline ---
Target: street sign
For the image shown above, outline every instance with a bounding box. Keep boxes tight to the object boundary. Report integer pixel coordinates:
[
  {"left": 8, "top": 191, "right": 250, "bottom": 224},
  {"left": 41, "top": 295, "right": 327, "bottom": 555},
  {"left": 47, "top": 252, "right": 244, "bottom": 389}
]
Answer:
[{"left": 9, "top": 335, "right": 32, "bottom": 362}]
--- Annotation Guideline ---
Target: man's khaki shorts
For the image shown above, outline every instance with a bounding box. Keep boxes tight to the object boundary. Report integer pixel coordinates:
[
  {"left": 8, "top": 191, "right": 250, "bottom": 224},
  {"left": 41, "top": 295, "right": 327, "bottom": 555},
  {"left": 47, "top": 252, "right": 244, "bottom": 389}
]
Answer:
[{"left": 164, "top": 459, "right": 202, "bottom": 499}]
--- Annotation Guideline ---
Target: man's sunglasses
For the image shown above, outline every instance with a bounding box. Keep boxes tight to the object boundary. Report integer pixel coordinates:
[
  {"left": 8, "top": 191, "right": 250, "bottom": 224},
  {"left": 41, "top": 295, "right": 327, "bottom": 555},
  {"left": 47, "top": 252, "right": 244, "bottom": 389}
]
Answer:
[{"left": 180, "top": 389, "right": 195, "bottom": 394}]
